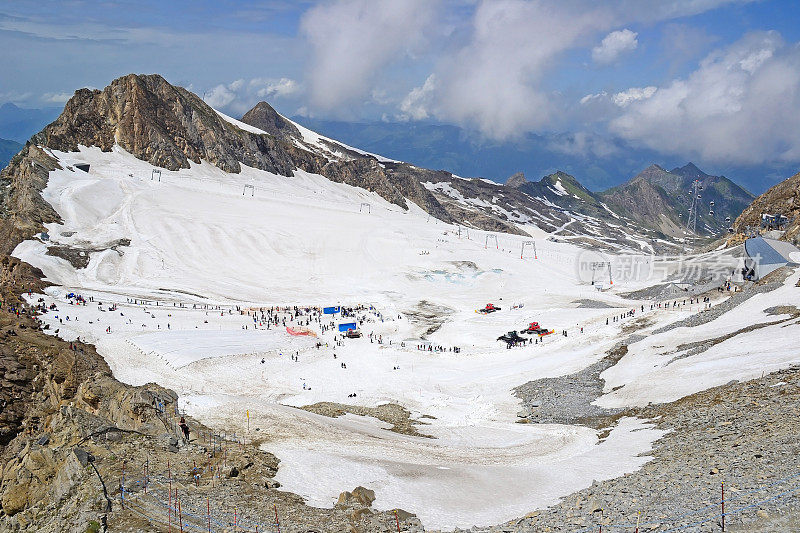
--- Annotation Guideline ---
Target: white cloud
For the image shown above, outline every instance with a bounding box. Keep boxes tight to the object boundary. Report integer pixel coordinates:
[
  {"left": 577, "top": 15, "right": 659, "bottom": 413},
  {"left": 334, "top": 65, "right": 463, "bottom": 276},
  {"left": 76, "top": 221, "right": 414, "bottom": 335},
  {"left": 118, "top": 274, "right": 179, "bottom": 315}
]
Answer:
[
  {"left": 388, "top": 1, "right": 751, "bottom": 140},
  {"left": 203, "top": 77, "right": 302, "bottom": 115},
  {"left": 547, "top": 131, "right": 620, "bottom": 158},
  {"left": 204, "top": 81, "right": 241, "bottom": 109},
  {"left": 398, "top": 74, "right": 436, "bottom": 121},
  {"left": 592, "top": 29, "right": 638, "bottom": 65},
  {"left": 41, "top": 92, "right": 73, "bottom": 104},
  {"left": 612, "top": 86, "right": 657, "bottom": 107},
  {"left": 251, "top": 78, "right": 301, "bottom": 99},
  {"left": 427, "top": 0, "right": 612, "bottom": 139},
  {"left": 300, "top": 0, "right": 438, "bottom": 111},
  {"left": 610, "top": 31, "right": 800, "bottom": 164},
  {"left": 0, "top": 90, "right": 34, "bottom": 104},
  {"left": 660, "top": 23, "right": 719, "bottom": 73},
  {"left": 580, "top": 92, "right": 608, "bottom": 105}
]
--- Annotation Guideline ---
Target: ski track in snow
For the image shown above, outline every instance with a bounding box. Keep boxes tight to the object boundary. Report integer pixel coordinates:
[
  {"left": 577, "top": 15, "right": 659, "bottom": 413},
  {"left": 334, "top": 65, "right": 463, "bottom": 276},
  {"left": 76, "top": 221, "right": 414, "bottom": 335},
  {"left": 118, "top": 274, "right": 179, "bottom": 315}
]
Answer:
[{"left": 12, "top": 145, "right": 799, "bottom": 530}]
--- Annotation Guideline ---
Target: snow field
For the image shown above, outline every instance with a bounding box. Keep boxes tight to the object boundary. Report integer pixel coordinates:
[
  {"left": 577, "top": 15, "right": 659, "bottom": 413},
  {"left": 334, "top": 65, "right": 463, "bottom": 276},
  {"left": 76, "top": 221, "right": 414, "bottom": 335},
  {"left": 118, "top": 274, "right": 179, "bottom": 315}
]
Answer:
[
  {"left": 14, "top": 145, "right": 796, "bottom": 529},
  {"left": 597, "top": 270, "right": 800, "bottom": 408}
]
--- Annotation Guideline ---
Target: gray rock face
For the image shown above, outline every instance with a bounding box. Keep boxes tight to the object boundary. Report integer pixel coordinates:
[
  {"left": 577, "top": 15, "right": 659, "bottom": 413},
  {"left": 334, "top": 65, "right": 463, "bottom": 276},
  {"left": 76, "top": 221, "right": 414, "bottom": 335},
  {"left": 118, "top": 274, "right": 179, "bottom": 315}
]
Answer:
[
  {"left": 734, "top": 168, "right": 800, "bottom": 245},
  {"left": 71, "top": 447, "right": 92, "bottom": 467},
  {"left": 26, "top": 74, "right": 460, "bottom": 228},
  {"left": 34, "top": 74, "right": 326, "bottom": 177},
  {"left": 52, "top": 451, "right": 87, "bottom": 503},
  {"left": 240, "top": 101, "right": 302, "bottom": 143},
  {"left": 505, "top": 172, "right": 528, "bottom": 188}
]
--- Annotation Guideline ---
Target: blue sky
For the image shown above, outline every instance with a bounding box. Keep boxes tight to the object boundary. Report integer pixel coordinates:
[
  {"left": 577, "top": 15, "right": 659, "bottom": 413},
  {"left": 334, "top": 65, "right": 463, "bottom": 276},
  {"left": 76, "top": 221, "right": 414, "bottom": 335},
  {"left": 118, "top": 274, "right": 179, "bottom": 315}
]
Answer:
[{"left": 2, "top": 0, "right": 800, "bottom": 179}]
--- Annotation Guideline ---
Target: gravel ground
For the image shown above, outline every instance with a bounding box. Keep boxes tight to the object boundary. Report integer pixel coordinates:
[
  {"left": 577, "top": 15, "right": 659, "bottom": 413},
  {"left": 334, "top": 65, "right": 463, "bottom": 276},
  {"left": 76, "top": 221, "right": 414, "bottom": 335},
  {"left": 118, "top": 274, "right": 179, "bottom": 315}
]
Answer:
[
  {"left": 456, "top": 267, "right": 800, "bottom": 533},
  {"left": 513, "top": 334, "right": 644, "bottom": 428},
  {"left": 622, "top": 277, "right": 726, "bottom": 301},
  {"left": 299, "top": 401, "right": 435, "bottom": 437},
  {"left": 571, "top": 299, "right": 615, "bottom": 309},
  {"left": 449, "top": 366, "right": 800, "bottom": 533},
  {"left": 651, "top": 266, "right": 794, "bottom": 335}
]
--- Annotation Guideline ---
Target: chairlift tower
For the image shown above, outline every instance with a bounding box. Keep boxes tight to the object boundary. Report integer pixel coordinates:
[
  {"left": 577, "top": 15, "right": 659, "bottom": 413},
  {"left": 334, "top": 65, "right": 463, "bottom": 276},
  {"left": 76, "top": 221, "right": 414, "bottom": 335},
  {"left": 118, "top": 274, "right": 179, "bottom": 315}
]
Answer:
[
  {"left": 681, "top": 179, "right": 702, "bottom": 254},
  {"left": 589, "top": 261, "right": 612, "bottom": 286},
  {"left": 520, "top": 240, "right": 536, "bottom": 259}
]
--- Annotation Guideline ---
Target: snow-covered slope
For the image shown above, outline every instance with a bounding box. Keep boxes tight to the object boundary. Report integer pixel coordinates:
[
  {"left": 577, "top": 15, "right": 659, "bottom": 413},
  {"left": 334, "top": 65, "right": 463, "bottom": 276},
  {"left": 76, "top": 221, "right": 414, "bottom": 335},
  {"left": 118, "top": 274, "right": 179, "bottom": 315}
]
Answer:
[
  {"left": 9, "top": 145, "right": 664, "bottom": 528},
  {"left": 14, "top": 143, "right": 800, "bottom": 529},
  {"left": 217, "top": 107, "right": 396, "bottom": 163}
]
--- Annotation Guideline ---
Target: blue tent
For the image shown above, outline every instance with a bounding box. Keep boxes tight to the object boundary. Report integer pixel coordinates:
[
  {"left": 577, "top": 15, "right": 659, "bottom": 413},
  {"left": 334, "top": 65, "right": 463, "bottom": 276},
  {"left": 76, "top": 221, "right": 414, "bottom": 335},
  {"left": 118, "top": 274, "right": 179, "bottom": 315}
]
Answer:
[
  {"left": 323, "top": 306, "right": 340, "bottom": 315},
  {"left": 338, "top": 322, "right": 357, "bottom": 332}
]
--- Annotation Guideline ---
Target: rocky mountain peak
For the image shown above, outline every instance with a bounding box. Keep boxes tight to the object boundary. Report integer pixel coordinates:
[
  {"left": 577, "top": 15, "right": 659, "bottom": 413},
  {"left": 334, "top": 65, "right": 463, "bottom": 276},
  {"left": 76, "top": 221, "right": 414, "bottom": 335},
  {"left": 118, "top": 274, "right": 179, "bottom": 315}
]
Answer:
[
  {"left": 630, "top": 163, "right": 683, "bottom": 194},
  {"left": 671, "top": 162, "right": 709, "bottom": 180},
  {"left": 505, "top": 172, "right": 528, "bottom": 188},
  {"left": 12, "top": 73, "right": 458, "bottom": 227},
  {"left": 32, "top": 73, "right": 325, "bottom": 176},
  {"left": 540, "top": 171, "right": 592, "bottom": 197},
  {"left": 240, "top": 101, "right": 301, "bottom": 143}
]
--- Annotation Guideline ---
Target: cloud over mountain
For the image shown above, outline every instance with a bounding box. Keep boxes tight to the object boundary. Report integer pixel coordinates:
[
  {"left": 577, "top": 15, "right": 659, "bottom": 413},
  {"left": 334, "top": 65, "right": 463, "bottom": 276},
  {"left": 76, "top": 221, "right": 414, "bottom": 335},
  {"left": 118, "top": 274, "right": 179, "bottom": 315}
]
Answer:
[
  {"left": 300, "top": 0, "right": 438, "bottom": 111},
  {"left": 611, "top": 31, "right": 800, "bottom": 164}
]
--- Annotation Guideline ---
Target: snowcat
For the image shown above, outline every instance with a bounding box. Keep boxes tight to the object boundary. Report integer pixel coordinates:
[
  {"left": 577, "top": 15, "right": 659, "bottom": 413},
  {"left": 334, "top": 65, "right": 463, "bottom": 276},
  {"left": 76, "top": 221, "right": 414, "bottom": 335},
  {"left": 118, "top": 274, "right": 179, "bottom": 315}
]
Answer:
[
  {"left": 345, "top": 329, "right": 363, "bottom": 339},
  {"left": 497, "top": 331, "right": 527, "bottom": 348},
  {"left": 520, "top": 322, "right": 555, "bottom": 336},
  {"left": 478, "top": 303, "right": 501, "bottom": 314}
]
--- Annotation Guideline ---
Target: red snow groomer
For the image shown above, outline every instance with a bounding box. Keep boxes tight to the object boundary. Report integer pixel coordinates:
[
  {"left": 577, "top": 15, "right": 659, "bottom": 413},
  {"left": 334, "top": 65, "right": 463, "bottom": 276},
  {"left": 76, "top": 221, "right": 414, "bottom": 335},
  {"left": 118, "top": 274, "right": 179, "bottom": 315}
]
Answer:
[
  {"left": 478, "top": 303, "right": 501, "bottom": 314},
  {"left": 521, "top": 321, "right": 554, "bottom": 336}
]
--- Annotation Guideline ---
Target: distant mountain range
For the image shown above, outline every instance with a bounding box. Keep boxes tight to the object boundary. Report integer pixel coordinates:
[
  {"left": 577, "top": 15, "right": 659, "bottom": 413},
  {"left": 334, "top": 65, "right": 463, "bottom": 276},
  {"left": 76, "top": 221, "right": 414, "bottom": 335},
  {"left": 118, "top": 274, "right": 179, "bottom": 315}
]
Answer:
[
  {"left": 0, "top": 100, "right": 787, "bottom": 196},
  {"left": 599, "top": 163, "right": 754, "bottom": 238},
  {"left": 0, "top": 74, "right": 766, "bottom": 255},
  {"left": 0, "top": 138, "right": 23, "bottom": 169},
  {"left": 291, "top": 117, "right": 787, "bottom": 195},
  {"left": 0, "top": 103, "right": 61, "bottom": 143},
  {"left": 292, "top": 117, "right": 663, "bottom": 191}
]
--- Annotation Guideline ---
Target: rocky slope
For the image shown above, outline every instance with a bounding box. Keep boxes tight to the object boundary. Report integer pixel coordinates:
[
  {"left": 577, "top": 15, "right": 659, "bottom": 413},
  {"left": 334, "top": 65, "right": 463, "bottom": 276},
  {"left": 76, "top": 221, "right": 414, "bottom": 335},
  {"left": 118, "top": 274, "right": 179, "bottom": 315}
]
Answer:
[
  {"left": 30, "top": 73, "right": 452, "bottom": 225},
  {"left": 599, "top": 163, "right": 754, "bottom": 239},
  {"left": 733, "top": 169, "right": 800, "bottom": 245},
  {"left": 669, "top": 163, "right": 754, "bottom": 229},
  {"left": 600, "top": 165, "right": 685, "bottom": 238},
  {"left": 466, "top": 363, "right": 800, "bottom": 532},
  {"left": 0, "top": 144, "right": 423, "bottom": 531}
]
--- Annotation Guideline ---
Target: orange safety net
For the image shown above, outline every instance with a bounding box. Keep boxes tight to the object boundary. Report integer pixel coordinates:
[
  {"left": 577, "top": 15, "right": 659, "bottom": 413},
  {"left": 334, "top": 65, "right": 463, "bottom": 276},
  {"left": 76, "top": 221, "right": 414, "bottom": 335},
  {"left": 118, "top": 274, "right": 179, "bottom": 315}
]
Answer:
[{"left": 285, "top": 326, "right": 317, "bottom": 337}]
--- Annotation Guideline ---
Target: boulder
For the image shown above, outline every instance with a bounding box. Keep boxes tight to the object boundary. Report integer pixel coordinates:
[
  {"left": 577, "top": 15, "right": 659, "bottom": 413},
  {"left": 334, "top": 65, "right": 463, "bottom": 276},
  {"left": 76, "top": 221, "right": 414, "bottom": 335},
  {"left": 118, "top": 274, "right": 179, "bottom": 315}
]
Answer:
[
  {"left": 22, "top": 446, "right": 56, "bottom": 483},
  {"left": 1, "top": 483, "right": 28, "bottom": 516},
  {"left": 72, "top": 447, "right": 93, "bottom": 467},
  {"left": 393, "top": 508, "right": 415, "bottom": 521},
  {"left": 351, "top": 486, "right": 375, "bottom": 506},
  {"left": 52, "top": 451, "right": 87, "bottom": 503},
  {"left": 337, "top": 486, "right": 376, "bottom": 507}
]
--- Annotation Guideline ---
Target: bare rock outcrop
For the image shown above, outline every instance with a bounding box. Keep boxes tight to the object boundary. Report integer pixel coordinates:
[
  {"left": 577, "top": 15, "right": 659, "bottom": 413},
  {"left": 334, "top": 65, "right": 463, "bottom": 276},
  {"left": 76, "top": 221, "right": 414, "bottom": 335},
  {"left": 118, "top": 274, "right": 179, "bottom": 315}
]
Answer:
[
  {"left": 33, "top": 74, "right": 326, "bottom": 176},
  {"left": 733, "top": 169, "right": 800, "bottom": 244}
]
